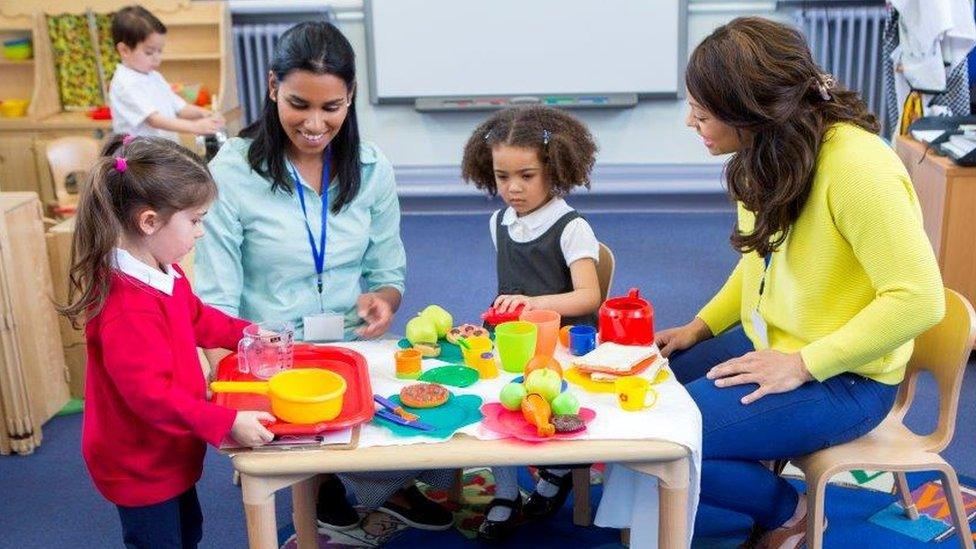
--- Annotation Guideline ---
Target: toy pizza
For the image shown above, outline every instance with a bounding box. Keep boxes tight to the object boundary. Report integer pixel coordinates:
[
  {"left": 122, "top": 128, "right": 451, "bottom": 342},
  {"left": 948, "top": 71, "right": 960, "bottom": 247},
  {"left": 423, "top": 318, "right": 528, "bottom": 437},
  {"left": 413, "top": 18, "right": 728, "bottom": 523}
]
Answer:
[
  {"left": 400, "top": 383, "right": 450, "bottom": 408},
  {"left": 445, "top": 324, "right": 489, "bottom": 344}
]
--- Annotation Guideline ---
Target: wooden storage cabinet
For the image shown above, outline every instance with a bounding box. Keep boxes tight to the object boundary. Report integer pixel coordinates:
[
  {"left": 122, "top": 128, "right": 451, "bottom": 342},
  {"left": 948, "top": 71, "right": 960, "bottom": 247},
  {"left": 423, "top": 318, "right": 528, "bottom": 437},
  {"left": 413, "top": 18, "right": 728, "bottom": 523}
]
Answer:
[
  {"left": 0, "top": 0, "right": 240, "bottom": 207},
  {"left": 0, "top": 135, "right": 39, "bottom": 194},
  {"left": 0, "top": 192, "right": 69, "bottom": 455},
  {"left": 895, "top": 136, "right": 976, "bottom": 311}
]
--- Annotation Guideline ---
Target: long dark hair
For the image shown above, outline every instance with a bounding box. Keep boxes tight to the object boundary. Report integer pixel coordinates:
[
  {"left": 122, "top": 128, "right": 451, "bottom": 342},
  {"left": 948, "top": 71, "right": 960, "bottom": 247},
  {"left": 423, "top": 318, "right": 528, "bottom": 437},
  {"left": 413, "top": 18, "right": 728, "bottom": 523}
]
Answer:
[
  {"left": 59, "top": 135, "right": 215, "bottom": 325},
  {"left": 686, "top": 17, "right": 879, "bottom": 257},
  {"left": 240, "top": 21, "right": 361, "bottom": 214}
]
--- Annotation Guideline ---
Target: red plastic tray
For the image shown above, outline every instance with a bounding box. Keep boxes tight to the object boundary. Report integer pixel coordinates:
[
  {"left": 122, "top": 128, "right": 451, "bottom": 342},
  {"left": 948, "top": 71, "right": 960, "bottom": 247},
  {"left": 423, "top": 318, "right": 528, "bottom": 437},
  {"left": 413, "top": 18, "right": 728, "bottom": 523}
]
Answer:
[{"left": 212, "top": 344, "right": 374, "bottom": 436}]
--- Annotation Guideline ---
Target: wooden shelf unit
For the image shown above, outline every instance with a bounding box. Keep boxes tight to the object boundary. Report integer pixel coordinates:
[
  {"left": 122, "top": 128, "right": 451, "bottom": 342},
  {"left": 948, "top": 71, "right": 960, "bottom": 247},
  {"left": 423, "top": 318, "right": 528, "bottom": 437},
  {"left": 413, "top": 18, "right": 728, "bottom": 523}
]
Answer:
[{"left": 0, "top": 0, "right": 239, "bottom": 207}]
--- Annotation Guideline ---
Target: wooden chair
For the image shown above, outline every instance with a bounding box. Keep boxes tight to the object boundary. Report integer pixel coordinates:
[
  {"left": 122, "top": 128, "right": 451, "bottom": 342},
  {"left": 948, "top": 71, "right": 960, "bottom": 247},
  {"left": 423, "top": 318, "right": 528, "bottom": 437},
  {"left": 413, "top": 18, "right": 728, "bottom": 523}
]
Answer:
[
  {"left": 44, "top": 136, "right": 99, "bottom": 215},
  {"left": 792, "top": 288, "right": 976, "bottom": 549}
]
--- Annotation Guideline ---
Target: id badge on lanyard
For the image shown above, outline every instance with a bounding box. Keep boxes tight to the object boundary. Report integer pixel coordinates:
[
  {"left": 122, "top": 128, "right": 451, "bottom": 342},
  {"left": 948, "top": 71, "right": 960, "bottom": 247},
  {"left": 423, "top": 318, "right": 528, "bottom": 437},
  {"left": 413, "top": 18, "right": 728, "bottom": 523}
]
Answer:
[
  {"left": 752, "top": 253, "right": 772, "bottom": 348},
  {"left": 290, "top": 147, "right": 344, "bottom": 342}
]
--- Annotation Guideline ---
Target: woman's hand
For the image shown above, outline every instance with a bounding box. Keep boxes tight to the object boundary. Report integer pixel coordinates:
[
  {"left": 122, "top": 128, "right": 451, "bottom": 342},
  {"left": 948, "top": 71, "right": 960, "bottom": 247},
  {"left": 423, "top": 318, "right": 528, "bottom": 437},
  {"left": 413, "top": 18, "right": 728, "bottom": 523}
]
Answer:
[
  {"left": 707, "top": 350, "right": 814, "bottom": 404},
  {"left": 656, "top": 317, "right": 712, "bottom": 358},
  {"left": 355, "top": 292, "right": 394, "bottom": 339},
  {"left": 230, "top": 411, "right": 275, "bottom": 447},
  {"left": 493, "top": 294, "right": 536, "bottom": 314}
]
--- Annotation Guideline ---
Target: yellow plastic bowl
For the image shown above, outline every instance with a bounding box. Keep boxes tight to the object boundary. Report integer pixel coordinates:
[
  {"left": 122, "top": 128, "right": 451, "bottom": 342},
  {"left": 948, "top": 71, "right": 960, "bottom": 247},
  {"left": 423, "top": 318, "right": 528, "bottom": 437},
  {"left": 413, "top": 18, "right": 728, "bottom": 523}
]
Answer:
[
  {"left": 0, "top": 99, "right": 29, "bottom": 118},
  {"left": 211, "top": 368, "right": 347, "bottom": 424}
]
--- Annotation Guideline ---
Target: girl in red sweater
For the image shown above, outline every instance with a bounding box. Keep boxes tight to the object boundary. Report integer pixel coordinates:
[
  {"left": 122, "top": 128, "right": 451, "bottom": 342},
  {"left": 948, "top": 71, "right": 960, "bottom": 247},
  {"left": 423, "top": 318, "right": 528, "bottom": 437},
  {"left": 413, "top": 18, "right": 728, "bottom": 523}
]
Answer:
[{"left": 60, "top": 134, "right": 274, "bottom": 548}]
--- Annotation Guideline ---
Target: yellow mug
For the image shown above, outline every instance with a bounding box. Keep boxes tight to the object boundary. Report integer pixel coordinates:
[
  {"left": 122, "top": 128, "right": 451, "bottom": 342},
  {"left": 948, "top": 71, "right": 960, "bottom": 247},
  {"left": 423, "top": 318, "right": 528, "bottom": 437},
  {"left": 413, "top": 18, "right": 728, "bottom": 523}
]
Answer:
[{"left": 614, "top": 376, "right": 658, "bottom": 412}]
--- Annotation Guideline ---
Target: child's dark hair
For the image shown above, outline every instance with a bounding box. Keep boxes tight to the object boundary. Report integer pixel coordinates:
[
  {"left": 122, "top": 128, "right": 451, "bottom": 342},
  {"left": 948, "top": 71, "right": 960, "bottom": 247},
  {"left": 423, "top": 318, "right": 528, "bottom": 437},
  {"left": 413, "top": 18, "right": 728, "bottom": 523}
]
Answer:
[
  {"left": 240, "top": 21, "right": 361, "bottom": 214},
  {"left": 111, "top": 5, "right": 166, "bottom": 49},
  {"left": 461, "top": 106, "right": 597, "bottom": 197},
  {"left": 59, "top": 135, "right": 215, "bottom": 325}
]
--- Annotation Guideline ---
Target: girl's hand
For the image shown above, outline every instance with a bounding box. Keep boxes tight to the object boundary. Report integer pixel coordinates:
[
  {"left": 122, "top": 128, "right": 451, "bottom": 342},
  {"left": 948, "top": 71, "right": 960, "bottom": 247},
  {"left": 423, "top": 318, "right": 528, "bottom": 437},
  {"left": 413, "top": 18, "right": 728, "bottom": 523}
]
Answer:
[
  {"left": 355, "top": 292, "right": 394, "bottom": 339},
  {"left": 655, "top": 317, "right": 712, "bottom": 358},
  {"left": 493, "top": 294, "right": 535, "bottom": 314},
  {"left": 230, "top": 411, "right": 275, "bottom": 447},
  {"left": 706, "top": 350, "right": 814, "bottom": 405}
]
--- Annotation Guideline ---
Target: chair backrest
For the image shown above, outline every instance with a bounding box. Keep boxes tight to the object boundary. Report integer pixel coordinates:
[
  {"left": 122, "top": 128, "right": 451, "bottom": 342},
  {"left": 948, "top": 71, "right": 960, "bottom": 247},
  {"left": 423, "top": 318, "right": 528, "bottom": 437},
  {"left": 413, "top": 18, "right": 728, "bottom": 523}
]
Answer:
[
  {"left": 893, "top": 288, "right": 976, "bottom": 452},
  {"left": 596, "top": 242, "right": 615, "bottom": 302},
  {"left": 45, "top": 136, "right": 100, "bottom": 202}
]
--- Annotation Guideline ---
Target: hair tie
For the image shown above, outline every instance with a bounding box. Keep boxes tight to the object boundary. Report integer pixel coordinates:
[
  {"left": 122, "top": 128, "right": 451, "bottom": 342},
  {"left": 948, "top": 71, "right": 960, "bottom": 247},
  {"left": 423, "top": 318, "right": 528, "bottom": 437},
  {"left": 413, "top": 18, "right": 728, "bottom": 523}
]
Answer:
[
  {"left": 484, "top": 129, "right": 492, "bottom": 142},
  {"left": 816, "top": 74, "right": 835, "bottom": 101},
  {"left": 122, "top": 134, "right": 135, "bottom": 145},
  {"left": 542, "top": 129, "right": 551, "bottom": 145},
  {"left": 115, "top": 156, "right": 128, "bottom": 173}
]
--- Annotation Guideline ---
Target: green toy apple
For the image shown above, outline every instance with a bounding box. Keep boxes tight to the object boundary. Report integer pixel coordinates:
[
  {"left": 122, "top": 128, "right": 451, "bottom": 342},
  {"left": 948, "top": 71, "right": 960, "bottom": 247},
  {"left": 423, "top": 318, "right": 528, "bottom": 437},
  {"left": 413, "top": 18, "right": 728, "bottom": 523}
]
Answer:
[
  {"left": 405, "top": 315, "right": 438, "bottom": 345},
  {"left": 525, "top": 369, "right": 561, "bottom": 402},
  {"left": 499, "top": 382, "right": 527, "bottom": 411},
  {"left": 420, "top": 305, "right": 453, "bottom": 338},
  {"left": 550, "top": 392, "right": 580, "bottom": 415}
]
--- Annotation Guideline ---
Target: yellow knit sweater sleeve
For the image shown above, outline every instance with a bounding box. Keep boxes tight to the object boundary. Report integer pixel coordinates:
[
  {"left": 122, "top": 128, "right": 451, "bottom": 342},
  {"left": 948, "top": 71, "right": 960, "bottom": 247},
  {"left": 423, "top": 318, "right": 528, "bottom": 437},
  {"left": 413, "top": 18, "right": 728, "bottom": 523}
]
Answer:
[
  {"left": 697, "top": 258, "right": 745, "bottom": 336},
  {"left": 799, "top": 163, "right": 945, "bottom": 380}
]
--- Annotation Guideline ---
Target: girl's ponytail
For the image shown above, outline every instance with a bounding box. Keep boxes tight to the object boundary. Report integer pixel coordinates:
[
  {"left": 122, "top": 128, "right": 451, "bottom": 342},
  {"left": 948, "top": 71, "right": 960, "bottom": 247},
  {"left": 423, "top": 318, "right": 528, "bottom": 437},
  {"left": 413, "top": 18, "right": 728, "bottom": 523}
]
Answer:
[{"left": 59, "top": 155, "right": 123, "bottom": 326}]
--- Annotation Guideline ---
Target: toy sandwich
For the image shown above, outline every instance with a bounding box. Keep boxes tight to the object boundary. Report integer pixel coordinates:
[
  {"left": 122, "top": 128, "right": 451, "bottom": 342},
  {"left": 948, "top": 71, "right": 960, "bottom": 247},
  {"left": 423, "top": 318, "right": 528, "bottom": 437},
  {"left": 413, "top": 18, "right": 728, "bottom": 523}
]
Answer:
[{"left": 571, "top": 342, "right": 659, "bottom": 382}]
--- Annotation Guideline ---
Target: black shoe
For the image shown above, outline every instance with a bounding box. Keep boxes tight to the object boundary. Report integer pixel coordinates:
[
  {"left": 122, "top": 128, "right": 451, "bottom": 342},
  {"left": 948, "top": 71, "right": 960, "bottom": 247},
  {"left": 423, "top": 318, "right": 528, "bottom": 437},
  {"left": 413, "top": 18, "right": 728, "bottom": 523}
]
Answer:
[
  {"left": 316, "top": 476, "right": 360, "bottom": 531},
  {"left": 377, "top": 485, "right": 453, "bottom": 531},
  {"left": 523, "top": 468, "right": 574, "bottom": 520},
  {"left": 477, "top": 496, "right": 523, "bottom": 542}
]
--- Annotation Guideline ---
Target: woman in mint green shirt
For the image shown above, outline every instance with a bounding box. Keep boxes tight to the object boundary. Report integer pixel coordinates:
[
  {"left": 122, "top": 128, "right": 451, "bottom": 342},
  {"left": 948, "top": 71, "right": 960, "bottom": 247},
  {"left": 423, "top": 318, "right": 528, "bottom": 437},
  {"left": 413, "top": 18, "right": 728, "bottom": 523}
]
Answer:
[{"left": 195, "top": 21, "right": 454, "bottom": 532}]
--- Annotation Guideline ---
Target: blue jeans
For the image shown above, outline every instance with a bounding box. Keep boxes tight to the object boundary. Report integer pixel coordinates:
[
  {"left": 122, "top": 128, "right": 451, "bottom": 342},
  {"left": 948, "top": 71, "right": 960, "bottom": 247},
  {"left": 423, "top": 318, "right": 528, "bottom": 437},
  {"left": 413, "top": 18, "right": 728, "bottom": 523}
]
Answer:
[
  {"left": 671, "top": 326, "right": 898, "bottom": 528},
  {"left": 116, "top": 486, "right": 202, "bottom": 549}
]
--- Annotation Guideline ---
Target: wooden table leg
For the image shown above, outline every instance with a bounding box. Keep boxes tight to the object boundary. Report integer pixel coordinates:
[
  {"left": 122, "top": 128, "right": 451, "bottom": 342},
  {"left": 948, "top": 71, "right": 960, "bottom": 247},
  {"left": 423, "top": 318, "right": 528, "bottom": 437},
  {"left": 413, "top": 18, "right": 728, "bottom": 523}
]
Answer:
[
  {"left": 240, "top": 472, "right": 315, "bottom": 549},
  {"left": 632, "top": 456, "right": 691, "bottom": 549},
  {"left": 292, "top": 476, "right": 319, "bottom": 549}
]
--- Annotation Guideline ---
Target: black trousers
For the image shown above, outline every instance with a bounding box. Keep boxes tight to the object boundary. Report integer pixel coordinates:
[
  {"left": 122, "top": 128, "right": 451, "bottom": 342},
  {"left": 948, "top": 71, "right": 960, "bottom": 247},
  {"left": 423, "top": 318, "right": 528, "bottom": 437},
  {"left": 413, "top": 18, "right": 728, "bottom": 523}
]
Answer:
[{"left": 116, "top": 486, "right": 203, "bottom": 549}]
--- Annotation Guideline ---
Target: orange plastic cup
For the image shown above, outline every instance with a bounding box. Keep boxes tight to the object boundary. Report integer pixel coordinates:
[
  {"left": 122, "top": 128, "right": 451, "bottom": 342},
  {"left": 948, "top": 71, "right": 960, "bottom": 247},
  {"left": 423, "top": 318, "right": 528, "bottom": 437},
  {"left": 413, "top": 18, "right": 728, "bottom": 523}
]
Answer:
[
  {"left": 395, "top": 349, "right": 422, "bottom": 379},
  {"left": 520, "top": 309, "right": 561, "bottom": 357}
]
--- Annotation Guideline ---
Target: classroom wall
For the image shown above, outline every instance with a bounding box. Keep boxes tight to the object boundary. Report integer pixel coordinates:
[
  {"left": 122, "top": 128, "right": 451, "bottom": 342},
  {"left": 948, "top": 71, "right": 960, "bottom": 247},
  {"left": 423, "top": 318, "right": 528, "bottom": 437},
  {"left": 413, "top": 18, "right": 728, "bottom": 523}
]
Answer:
[{"left": 233, "top": 0, "right": 784, "bottom": 193}]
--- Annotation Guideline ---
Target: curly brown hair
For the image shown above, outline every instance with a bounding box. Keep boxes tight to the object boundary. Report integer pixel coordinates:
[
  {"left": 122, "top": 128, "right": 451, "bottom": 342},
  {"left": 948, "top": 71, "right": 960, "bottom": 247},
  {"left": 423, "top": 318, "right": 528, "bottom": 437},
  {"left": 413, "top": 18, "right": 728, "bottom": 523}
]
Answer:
[
  {"left": 461, "top": 106, "right": 597, "bottom": 197},
  {"left": 686, "top": 17, "right": 879, "bottom": 257}
]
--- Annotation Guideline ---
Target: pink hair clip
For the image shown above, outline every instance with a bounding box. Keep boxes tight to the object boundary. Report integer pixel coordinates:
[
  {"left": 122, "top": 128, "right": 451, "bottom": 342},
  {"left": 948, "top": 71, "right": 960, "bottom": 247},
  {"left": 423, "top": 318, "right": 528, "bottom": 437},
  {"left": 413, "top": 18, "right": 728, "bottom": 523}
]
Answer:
[
  {"left": 122, "top": 134, "right": 136, "bottom": 145},
  {"left": 115, "top": 156, "right": 128, "bottom": 173}
]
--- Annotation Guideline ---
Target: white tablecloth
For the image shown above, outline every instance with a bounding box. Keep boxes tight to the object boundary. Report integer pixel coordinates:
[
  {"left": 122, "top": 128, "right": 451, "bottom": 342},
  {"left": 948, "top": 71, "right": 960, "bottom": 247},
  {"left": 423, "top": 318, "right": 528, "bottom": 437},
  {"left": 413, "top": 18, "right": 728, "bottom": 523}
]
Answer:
[{"left": 333, "top": 340, "right": 702, "bottom": 547}]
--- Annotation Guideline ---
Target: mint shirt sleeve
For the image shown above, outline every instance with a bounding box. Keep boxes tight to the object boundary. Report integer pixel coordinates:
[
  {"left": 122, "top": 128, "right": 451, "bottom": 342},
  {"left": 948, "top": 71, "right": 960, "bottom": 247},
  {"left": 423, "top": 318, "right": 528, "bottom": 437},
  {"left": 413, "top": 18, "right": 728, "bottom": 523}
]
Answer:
[
  {"left": 800, "top": 168, "right": 945, "bottom": 381},
  {"left": 360, "top": 152, "right": 406, "bottom": 294},
  {"left": 195, "top": 152, "right": 246, "bottom": 317}
]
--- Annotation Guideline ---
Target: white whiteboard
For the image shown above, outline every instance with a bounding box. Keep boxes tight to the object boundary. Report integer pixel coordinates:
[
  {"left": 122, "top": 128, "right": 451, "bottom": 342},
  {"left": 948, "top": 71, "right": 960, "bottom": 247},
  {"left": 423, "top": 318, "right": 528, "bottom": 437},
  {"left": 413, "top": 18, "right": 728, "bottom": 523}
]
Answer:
[{"left": 365, "top": 0, "right": 685, "bottom": 101}]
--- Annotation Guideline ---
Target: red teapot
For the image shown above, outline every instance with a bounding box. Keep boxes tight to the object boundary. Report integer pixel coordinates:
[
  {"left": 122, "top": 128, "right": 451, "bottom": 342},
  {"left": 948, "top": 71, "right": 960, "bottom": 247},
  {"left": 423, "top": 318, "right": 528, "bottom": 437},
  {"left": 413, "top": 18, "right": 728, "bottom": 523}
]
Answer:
[{"left": 599, "top": 288, "right": 654, "bottom": 346}]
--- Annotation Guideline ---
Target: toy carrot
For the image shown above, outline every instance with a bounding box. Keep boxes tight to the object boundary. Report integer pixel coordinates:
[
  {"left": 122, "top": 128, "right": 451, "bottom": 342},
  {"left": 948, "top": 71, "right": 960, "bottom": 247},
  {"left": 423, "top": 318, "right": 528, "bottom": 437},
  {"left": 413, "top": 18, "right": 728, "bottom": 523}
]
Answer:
[{"left": 521, "top": 393, "right": 555, "bottom": 437}]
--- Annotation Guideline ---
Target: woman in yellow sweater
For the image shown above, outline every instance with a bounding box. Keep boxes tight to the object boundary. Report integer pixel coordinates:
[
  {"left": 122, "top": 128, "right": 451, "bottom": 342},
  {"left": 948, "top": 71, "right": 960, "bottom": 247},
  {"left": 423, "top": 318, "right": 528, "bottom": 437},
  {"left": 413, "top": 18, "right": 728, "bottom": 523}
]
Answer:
[{"left": 658, "top": 17, "right": 945, "bottom": 548}]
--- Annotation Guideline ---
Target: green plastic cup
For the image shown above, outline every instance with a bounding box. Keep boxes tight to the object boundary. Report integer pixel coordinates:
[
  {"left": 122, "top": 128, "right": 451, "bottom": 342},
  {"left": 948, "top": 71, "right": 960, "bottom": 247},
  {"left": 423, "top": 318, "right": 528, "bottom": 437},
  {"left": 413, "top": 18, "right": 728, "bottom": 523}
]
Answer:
[{"left": 495, "top": 321, "right": 537, "bottom": 373}]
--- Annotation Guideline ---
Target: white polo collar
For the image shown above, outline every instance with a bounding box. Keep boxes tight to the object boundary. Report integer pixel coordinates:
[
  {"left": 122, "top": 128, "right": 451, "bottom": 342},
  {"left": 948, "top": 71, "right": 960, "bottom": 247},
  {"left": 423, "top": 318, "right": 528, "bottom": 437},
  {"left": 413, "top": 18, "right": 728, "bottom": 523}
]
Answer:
[
  {"left": 500, "top": 197, "right": 571, "bottom": 231},
  {"left": 113, "top": 248, "right": 181, "bottom": 296}
]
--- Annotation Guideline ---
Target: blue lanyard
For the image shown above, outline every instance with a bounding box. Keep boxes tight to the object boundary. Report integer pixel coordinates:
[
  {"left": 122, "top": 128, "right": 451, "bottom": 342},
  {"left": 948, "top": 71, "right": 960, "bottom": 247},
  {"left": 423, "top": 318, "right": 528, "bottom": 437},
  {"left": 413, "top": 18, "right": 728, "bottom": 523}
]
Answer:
[{"left": 288, "top": 147, "right": 331, "bottom": 298}]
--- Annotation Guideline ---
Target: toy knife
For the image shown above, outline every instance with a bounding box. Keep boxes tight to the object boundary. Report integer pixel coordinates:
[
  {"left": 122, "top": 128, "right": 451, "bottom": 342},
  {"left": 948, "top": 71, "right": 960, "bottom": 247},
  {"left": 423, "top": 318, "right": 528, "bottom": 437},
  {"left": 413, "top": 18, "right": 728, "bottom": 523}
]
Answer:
[{"left": 373, "top": 394, "right": 419, "bottom": 421}]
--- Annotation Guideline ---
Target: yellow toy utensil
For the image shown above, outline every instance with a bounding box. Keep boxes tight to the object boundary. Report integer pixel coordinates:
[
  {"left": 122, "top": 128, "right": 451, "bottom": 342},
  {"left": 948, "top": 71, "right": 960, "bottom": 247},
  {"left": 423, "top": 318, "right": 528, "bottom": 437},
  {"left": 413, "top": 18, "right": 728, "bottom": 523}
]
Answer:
[{"left": 210, "top": 368, "right": 346, "bottom": 424}]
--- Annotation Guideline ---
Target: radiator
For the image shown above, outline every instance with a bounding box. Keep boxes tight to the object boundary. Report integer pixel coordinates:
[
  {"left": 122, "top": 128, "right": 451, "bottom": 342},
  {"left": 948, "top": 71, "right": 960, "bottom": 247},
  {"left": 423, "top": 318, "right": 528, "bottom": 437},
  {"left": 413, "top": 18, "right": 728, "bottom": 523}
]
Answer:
[
  {"left": 794, "top": 6, "right": 890, "bottom": 134},
  {"left": 232, "top": 23, "right": 295, "bottom": 125}
]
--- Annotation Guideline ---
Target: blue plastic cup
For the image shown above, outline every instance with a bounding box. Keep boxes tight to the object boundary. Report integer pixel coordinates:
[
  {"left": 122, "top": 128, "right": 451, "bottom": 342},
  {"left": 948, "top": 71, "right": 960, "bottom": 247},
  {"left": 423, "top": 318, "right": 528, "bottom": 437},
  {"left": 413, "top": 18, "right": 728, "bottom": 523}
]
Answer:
[{"left": 569, "top": 325, "right": 597, "bottom": 356}]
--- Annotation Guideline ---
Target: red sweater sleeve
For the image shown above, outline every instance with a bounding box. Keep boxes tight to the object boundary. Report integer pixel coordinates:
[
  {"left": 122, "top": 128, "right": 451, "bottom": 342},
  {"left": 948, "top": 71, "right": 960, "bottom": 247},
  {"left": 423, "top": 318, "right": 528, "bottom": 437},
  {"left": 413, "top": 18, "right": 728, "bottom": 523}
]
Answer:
[
  {"left": 100, "top": 311, "right": 236, "bottom": 447},
  {"left": 189, "top": 291, "right": 249, "bottom": 350}
]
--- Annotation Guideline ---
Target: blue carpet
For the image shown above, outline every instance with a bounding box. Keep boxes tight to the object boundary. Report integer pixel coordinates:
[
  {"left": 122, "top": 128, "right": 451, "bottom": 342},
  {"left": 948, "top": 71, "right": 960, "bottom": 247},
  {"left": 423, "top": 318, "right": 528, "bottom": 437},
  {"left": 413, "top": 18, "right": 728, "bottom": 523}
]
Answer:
[{"left": 2, "top": 211, "right": 974, "bottom": 548}]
